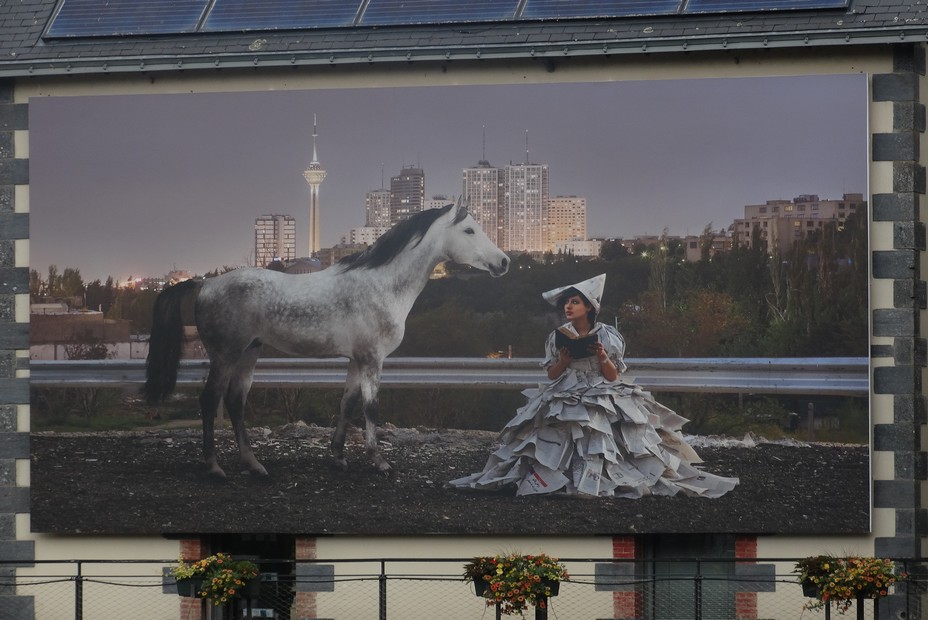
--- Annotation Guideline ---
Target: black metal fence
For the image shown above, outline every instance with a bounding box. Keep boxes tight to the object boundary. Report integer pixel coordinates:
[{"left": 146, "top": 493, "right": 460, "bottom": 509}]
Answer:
[{"left": 0, "top": 557, "right": 921, "bottom": 620}]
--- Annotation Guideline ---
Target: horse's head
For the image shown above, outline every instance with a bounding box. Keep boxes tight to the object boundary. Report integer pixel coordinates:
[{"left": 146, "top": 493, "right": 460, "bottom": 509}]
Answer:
[{"left": 440, "top": 200, "right": 509, "bottom": 277}]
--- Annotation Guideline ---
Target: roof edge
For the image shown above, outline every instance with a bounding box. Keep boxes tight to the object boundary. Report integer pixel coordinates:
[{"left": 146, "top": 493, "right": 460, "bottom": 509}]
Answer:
[{"left": 2, "top": 25, "right": 924, "bottom": 80}]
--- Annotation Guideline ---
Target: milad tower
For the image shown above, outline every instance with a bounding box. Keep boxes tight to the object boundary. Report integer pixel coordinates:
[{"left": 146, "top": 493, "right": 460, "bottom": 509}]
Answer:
[{"left": 302, "top": 115, "right": 327, "bottom": 256}]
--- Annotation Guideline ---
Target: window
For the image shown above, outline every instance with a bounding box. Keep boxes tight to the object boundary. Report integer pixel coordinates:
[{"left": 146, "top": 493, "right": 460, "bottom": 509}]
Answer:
[{"left": 643, "top": 535, "right": 737, "bottom": 620}]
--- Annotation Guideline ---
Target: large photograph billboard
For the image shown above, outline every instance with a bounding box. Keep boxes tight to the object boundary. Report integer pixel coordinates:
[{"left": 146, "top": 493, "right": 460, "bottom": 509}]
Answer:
[{"left": 28, "top": 74, "right": 870, "bottom": 535}]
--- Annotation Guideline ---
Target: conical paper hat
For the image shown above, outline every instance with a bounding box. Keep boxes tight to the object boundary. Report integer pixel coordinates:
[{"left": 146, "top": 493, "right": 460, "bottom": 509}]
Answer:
[{"left": 542, "top": 273, "right": 606, "bottom": 312}]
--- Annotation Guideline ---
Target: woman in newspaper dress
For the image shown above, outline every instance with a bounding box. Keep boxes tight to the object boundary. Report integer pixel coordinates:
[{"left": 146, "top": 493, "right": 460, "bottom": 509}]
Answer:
[{"left": 450, "top": 274, "right": 738, "bottom": 498}]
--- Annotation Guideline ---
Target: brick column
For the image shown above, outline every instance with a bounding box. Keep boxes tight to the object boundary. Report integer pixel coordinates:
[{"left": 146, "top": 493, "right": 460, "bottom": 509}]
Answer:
[
  {"left": 293, "top": 536, "right": 318, "bottom": 620},
  {"left": 178, "top": 538, "right": 206, "bottom": 618},
  {"left": 734, "top": 536, "right": 757, "bottom": 619},
  {"left": 612, "top": 535, "right": 640, "bottom": 620}
]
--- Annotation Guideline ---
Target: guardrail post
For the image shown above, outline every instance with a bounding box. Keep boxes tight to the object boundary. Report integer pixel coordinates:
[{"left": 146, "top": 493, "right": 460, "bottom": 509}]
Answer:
[
  {"left": 806, "top": 402, "right": 815, "bottom": 441},
  {"left": 379, "top": 560, "right": 387, "bottom": 620}
]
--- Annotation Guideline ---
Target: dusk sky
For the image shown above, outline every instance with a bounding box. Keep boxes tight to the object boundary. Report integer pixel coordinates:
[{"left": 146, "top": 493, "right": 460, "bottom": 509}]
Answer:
[{"left": 28, "top": 73, "right": 868, "bottom": 284}]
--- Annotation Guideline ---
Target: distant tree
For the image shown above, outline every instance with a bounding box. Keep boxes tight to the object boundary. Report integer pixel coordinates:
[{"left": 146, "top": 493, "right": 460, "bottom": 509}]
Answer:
[
  {"left": 647, "top": 228, "right": 672, "bottom": 310},
  {"left": 620, "top": 289, "right": 750, "bottom": 357},
  {"left": 84, "top": 277, "right": 118, "bottom": 314},
  {"left": 46, "top": 265, "right": 60, "bottom": 297},
  {"left": 699, "top": 223, "right": 714, "bottom": 262},
  {"left": 600, "top": 240, "right": 629, "bottom": 261},
  {"left": 59, "top": 267, "right": 85, "bottom": 299},
  {"left": 29, "top": 269, "right": 44, "bottom": 299},
  {"left": 108, "top": 287, "right": 160, "bottom": 334}
]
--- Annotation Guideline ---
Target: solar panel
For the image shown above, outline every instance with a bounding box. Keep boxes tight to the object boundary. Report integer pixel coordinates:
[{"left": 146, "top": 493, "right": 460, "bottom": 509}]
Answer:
[
  {"left": 684, "top": 0, "right": 849, "bottom": 13},
  {"left": 44, "top": 0, "right": 853, "bottom": 40},
  {"left": 46, "top": 0, "right": 209, "bottom": 38},
  {"left": 360, "top": 0, "right": 520, "bottom": 26},
  {"left": 522, "top": 0, "right": 682, "bottom": 20},
  {"left": 203, "top": 0, "right": 362, "bottom": 32}
]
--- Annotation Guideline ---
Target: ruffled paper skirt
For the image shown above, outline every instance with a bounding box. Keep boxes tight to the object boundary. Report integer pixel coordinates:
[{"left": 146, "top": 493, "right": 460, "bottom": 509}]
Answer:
[{"left": 449, "top": 369, "right": 738, "bottom": 498}]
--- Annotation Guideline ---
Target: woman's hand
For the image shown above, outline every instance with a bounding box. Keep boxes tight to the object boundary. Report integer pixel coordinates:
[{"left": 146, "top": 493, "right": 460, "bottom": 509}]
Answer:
[
  {"left": 547, "top": 346, "right": 572, "bottom": 380},
  {"left": 592, "top": 342, "right": 619, "bottom": 381}
]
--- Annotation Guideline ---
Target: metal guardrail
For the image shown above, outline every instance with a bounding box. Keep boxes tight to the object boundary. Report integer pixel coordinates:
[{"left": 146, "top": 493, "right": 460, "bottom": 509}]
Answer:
[{"left": 29, "top": 357, "right": 869, "bottom": 396}]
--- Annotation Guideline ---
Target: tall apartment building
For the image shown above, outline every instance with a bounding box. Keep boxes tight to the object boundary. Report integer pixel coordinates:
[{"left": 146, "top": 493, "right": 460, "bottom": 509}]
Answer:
[
  {"left": 547, "top": 195, "right": 587, "bottom": 251},
  {"left": 390, "top": 166, "right": 425, "bottom": 224},
  {"left": 502, "top": 163, "right": 549, "bottom": 253},
  {"left": 462, "top": 161, "right": 503, "bottom": 246},
  {"left": 365, "top": 189, "right": 391, "bottom": 228},
  {"left": 344, "top": 226, "right": 390, "bottom": 246},
  {"left": 733, "top": 193, "right": 866, "bottom": 255},
  {"left": 254, "top": 214, "right": 296, "bottom": 268},
  {"left": 424, "top": 194, "right": 452, "bottom": 211}
]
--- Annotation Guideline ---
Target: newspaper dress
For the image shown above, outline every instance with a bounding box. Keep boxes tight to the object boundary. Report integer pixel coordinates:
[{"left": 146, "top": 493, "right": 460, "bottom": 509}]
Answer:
[{"left": 450, "top": 322, "right": 739, "bottom": 498}]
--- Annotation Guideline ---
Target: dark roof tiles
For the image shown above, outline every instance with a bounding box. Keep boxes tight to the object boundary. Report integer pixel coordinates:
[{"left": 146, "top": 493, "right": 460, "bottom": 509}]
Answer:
[{"left": 0, "top": 0, "right": 923, "bottom": 77}]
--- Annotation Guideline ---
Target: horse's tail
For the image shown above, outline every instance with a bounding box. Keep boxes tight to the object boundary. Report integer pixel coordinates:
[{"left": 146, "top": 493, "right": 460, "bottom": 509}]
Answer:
[{"left": 144, "top": 279, "right": 202, "bottom": 403}]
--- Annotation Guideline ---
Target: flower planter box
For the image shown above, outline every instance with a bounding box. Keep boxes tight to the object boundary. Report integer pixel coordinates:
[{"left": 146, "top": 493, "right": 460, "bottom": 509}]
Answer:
[
  {"left": 176, "top": 577, "right": 204, "bottom": 598},
  {"left": 239, "top": 575, "right": 262, "bottom": 599},
  {"left": 801, "top": 580, "right": 819, "bottom": 598},
  {"left": 543, "top": 580, "right": 560, "bottom": 597},
  {"left": 474, "top": 579, "right": 489, "bottom": 597},
  {"left": 472, "top": 579, "right": 560, "bottom": 599}
]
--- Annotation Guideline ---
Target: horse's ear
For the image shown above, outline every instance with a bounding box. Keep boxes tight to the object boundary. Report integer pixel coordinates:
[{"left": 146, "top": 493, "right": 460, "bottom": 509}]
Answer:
[{"left": 451, "top": 196, "right": 469, "bottom": 224}]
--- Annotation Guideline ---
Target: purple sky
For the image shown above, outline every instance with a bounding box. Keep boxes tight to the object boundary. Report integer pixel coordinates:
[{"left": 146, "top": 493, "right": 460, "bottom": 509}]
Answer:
[{"left": 28, "top": 74, "right": 868, "bottom": 283}]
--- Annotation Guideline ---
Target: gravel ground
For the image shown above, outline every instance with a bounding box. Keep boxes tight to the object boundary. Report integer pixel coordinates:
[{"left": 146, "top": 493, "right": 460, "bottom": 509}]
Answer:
[{"left": 30, "top": 424, "right": 869, "bottom": 535}]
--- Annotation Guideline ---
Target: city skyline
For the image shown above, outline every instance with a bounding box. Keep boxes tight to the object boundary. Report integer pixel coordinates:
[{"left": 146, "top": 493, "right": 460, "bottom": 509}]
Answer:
[{"left": 28, "top": 74, "right": 868, "bottom": 283}]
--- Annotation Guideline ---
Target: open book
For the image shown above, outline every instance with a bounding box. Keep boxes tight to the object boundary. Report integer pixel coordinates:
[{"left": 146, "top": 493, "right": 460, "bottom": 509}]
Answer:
[{"left": 554, "top": 328, "right": 597, "bottom": 359}]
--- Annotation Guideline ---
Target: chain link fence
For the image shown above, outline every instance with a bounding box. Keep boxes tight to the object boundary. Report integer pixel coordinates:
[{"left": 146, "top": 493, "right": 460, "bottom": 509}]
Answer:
[{"left": 1, "top": 558, "right": 922, "bottom": 619}]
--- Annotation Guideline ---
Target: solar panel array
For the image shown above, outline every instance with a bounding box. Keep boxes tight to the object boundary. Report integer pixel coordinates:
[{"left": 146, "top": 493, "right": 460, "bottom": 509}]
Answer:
[{"left": 45, "top": 0, "right": 851, "bottom": 39}]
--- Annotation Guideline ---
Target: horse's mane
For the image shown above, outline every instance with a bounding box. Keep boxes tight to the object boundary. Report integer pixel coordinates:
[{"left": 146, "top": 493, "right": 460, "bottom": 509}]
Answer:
[{"left": 338, "top": 203, "right": 463, "bottom": 271}]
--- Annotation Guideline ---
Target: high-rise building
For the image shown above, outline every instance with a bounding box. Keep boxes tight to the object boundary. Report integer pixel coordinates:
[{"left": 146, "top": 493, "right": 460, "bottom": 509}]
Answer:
[
  {"left": 547, "top": 195, "right": 587, "bottom": 251},
  {"left": 254, "top": 214, "right": 296, "bottom": 267},
  {"left": 302, "top": 115, "right": 327, "bottom": 256},
  {"left": 502, "top": 163, "right": 549, "bottom": 252},
  {"left": 390, "top": 166, "right": 425, "bottom": 224},
  {"left": 344, "top": 226, "right": 390, "bottom": 246},
  {"left": 365, "top": 189, "right": 391, "bottom": 228},
  {"left": 424, "top": 194, "right": 452, "bottom": 211},
  {"left": 462, "top": 161, "right": 503, "bottom": 246}
]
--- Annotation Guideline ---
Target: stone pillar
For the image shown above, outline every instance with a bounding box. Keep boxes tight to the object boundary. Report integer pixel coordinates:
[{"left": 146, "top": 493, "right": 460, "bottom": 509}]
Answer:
[
  {"left": 0, "top": 78, "right": 34, "bottom": 620},
  {"left": 870, "top": 42, "right": 927, "bottom": 619}
]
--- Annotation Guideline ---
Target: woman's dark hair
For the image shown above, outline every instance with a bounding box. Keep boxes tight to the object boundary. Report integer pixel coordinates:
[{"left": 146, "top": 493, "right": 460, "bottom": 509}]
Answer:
[{"left": 556, "top": 287, "right": 597, "bottom": 325}]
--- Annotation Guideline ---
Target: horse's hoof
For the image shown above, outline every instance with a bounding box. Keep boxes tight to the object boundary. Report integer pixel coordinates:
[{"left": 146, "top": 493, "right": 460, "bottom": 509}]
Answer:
[
  {"left": 375, "top": 461, "right": 392, "bottom": 477},
  {"left": 206, "top": 466, "right": 227, "bottom": 481}
]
